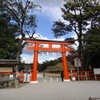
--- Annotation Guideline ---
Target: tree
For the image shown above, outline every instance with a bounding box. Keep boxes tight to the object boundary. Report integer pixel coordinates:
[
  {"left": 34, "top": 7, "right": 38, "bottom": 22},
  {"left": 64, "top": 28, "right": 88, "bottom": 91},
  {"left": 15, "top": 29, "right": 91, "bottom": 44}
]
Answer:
[
  {"left": 2, "top": 0, "right": 41, "bottom": 60},
  {"left": 52, "top": 0, "right": 100, "bottom": 70},
  {"left": 0, "top": 10, "right": 18, "bottom": 59},
  {"left": 82, "top": 27, "right": 100, "bottom": 70},
  {"left": 38, "top": 59, "right": 59, "bottom": 72}
]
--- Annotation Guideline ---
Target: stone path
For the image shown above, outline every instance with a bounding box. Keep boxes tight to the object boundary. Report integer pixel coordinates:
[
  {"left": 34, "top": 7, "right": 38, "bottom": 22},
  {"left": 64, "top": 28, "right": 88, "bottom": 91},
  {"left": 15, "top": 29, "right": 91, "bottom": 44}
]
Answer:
[{"left": 0, "top": 75, "right": 100, "bottom": 100}]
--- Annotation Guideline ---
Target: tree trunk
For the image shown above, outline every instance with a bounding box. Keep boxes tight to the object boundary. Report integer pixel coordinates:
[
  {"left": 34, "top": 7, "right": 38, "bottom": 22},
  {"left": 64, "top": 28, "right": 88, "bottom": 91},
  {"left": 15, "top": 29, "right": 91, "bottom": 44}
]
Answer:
[
  {"left": 16, "top": 50, "right": 21, "bottom": 60},
  {"left": 78, "top": 21, "right": 83, "bottom": 69},
  {"left": 83, "top": 53, "right": 96, "bottom": 70},
  {"left": 15, "top": 38, "right": 23, "bottom": 60}
]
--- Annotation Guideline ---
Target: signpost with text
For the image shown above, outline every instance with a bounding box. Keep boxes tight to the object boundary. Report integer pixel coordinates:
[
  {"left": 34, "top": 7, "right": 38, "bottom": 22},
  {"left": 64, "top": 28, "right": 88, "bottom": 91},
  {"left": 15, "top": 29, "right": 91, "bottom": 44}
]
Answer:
[{"left": 74, "top": 58, "right": 81, "bottom": 80}]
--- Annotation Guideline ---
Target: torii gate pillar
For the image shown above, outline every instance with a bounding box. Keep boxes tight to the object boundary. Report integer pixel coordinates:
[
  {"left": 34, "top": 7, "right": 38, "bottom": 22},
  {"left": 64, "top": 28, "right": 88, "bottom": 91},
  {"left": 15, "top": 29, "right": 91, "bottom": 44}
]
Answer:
[
  {"left": 30, "top": 43, "right": 38, "bottom": 83},
  {"left": 62, "top": 44, "right": 70, "bottom": 82}
]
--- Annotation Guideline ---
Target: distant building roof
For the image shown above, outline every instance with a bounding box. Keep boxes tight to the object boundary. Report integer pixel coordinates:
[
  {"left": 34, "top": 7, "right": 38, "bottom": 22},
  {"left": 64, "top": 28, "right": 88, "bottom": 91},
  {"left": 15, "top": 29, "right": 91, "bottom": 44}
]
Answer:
[{"left": 0, "top": 59, "right": 19, "bottom": 65}]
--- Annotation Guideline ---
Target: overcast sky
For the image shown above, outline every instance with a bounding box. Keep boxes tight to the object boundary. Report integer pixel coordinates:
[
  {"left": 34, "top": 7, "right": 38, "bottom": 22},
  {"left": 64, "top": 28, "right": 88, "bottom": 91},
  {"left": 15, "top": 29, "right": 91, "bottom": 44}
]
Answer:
[{"left": 33, "top": 0, "right": 65, "bottom": 21}]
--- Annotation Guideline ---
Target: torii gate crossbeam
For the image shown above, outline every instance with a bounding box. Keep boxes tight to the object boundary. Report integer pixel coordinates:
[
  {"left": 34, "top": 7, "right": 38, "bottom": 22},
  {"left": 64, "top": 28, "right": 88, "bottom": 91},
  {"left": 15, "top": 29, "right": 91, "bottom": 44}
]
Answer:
[{"left": 25, "top": 38, "right": 74, "bottom": 83}]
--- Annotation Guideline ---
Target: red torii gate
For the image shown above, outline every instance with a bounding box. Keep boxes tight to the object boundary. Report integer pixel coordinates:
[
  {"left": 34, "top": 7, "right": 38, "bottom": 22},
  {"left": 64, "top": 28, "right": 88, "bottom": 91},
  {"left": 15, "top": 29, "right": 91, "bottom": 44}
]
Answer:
[{"left": 25, "top": 38, "right": 74, "bottom": 83}]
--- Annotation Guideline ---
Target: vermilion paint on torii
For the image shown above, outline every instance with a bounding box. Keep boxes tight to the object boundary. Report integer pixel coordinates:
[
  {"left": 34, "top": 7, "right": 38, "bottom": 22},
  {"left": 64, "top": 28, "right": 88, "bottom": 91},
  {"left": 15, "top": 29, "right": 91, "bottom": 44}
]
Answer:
[{"left": 25, "top": 38, "right": 74, "bottom": 83}]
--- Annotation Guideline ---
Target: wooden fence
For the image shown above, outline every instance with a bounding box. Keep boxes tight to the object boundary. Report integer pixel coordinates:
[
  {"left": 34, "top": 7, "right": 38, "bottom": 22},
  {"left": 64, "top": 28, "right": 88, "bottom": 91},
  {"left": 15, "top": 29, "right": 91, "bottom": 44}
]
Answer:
[
  {"left": 0, "top": 71, "right": 100, "bottom": 82},
  {"left": 69, "top": 71, "right": 97, "bottom": 80}
]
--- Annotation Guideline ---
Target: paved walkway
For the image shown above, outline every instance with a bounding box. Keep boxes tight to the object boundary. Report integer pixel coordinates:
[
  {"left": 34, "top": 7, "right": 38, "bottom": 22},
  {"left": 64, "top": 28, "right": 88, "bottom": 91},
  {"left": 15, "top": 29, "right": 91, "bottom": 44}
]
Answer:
[{"left": 0, "top": 75, "right": 100, "bottom": 100}]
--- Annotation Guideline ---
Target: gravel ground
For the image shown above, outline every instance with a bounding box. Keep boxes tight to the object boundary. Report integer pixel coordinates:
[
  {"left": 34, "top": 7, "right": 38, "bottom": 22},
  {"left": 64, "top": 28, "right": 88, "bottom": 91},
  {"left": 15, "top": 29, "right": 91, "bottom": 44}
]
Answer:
[{"left": 0, "top": 76, "right": 100, "bottom": 100}]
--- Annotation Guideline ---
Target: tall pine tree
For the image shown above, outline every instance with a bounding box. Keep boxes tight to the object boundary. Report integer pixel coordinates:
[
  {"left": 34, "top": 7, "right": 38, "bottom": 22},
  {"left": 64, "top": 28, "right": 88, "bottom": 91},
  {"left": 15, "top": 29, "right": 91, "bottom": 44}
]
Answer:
[{"left": 52, "top": 0, "right": 100, "bottom": 70}]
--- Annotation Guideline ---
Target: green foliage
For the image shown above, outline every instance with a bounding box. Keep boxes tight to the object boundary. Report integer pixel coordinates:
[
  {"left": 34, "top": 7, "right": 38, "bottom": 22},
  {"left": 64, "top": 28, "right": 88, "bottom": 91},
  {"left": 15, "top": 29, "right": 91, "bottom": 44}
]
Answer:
[
  {"left": 52, "top": 0, "right": 100, "bottom": 70},
  {"left": 19, "top": 62, "right": 25, "bottom": 71},
  {"left": 52, "top": 0, "right": 100, "bottom": 37},
  {"left": 38, "top": 59, "right": 59, "bottom": 72},
  {"left": 18, "top": 62, "right": 32, "bottom": 71},
  {"left": 83, "top": 27, "right": 100, "bottom": 53},
  {"left": 81, "top": 26, "right": 100, "bottom": 70},
  {"left": 0, "top": 11, "right": 18, "bottom": 59},
  {"left": 52, "top": 20, "right": 72, "bottom": 38},
  {"left": 2, "top": 0, "right": 41, "bottom": 59}
]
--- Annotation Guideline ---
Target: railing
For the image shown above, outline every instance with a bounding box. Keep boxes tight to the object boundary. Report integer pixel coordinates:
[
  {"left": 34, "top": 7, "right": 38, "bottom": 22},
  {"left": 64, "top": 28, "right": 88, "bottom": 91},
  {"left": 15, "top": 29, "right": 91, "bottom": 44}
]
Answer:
[
  {"left": 69, "top": 71, "right": 100, "bottom": 80},
  {"left": 0, "top": 71, "right": 100, "bottom": 82}
]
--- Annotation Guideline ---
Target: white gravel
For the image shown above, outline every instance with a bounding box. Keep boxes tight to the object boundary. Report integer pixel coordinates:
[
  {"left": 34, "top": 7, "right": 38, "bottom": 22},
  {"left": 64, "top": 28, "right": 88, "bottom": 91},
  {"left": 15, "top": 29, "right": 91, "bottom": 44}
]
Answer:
[{"left": 0, "top": 80, "right": 100, "bottom": 100}]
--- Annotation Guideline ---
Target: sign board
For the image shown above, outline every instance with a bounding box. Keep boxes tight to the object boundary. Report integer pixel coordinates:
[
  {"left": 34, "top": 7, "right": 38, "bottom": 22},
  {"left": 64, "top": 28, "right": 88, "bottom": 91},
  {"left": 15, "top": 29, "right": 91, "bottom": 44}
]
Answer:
[
  {"left": 9, "top": 74, "right": 14, "bottom": 80},
  {"left": 74, "top": 58, "right": 81, "bottom": 67},
  {"left": 94, "top": 68, "right": 100, "bottom": 74},
  {"left": 0, "top": 67, "right": 12, "bottom": 72}
]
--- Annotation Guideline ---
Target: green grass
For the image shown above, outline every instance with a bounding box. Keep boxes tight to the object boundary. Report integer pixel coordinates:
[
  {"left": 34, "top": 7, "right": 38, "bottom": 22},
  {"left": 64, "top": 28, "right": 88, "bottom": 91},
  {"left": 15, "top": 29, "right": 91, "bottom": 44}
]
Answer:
[{"left": 38, "top": 73, "right": 60, "bottom": 77}]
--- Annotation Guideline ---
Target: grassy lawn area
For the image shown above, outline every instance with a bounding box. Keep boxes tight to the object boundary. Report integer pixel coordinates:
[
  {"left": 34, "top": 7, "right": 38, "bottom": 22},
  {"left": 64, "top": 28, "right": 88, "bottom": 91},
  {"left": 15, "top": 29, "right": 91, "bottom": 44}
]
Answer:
[{"left": 38, "top": 73, "right": 60, "bottom": 77}]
